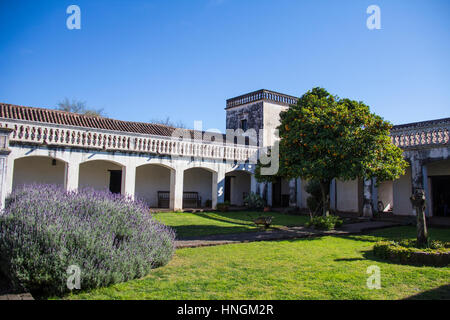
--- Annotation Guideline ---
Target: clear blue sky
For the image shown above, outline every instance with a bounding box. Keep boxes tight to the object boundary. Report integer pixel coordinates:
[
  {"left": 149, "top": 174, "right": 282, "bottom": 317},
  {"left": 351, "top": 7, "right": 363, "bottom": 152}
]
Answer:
[{"left": 0, "top": 0, "right": 449, "bottom": 131}]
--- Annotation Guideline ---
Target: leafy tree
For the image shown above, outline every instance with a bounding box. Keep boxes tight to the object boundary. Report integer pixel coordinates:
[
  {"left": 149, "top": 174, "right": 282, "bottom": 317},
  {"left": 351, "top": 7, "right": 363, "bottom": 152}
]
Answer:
[
  {"left": 150, "top": 116, "right": 187, "bottom": 129},
  {"left": 257, "top": 87, "right": 408, "bottom": 217},
  {"left": 57, "top": 98, "right": 106, "bottom": 117}
]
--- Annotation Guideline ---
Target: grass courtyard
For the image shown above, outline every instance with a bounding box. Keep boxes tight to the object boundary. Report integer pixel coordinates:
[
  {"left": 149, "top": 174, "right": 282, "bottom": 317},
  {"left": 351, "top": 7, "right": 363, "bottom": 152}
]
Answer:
[
  {"left": 64, "top": 226, "right": 450, "bottom": 300},
  {"left": 153, "top": 211, "right": 310, "bottom": 238}
]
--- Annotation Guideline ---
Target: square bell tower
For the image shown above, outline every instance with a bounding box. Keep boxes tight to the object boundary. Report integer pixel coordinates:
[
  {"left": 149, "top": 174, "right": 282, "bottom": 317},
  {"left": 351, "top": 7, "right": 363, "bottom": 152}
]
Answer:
[{"left": 225, "top": 89, "right": 298, "bottom": 147}]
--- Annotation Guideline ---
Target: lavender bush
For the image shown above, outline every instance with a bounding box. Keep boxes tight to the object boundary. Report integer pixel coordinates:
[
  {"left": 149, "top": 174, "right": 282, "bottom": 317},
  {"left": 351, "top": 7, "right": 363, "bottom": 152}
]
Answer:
[{"left": 0, "top": 184, "right": 175, "bottom": 296}]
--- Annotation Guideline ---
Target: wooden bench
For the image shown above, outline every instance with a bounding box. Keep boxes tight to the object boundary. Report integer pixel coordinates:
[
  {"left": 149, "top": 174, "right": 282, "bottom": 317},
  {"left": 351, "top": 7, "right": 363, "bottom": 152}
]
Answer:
[
  {"left": 183, "top": 191, "right": 201, "bottom": 208},
  {"left": 157, "top": 191, "right": 170, "bottom": 208},
  {"left": 157, "top": 191, "right": 202, "bottom": 208}
]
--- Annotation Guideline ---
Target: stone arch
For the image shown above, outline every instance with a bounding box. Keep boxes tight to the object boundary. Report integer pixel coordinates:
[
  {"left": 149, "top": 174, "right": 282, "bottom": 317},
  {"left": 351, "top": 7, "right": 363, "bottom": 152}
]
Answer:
[
  {"left": 12, "top": 155, "right": 67, "bottom": 190},
  {"left": 183, "top": 167, "right": 215, "bottom": 208},
  {"left": 224, "top": 169, "right": 251, "bottom": 206},
  {"left": 78, "top": 159, "right": 124, "bottom": 194},
  {"left": 135, "top": 163, "right": 174, "bottom": 208}
]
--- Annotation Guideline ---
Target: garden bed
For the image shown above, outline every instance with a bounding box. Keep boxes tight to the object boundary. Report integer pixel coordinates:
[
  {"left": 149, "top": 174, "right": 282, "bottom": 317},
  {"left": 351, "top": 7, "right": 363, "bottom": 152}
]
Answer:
[{"left": 373, "top": 240, "right": 450, "bottom": 267}]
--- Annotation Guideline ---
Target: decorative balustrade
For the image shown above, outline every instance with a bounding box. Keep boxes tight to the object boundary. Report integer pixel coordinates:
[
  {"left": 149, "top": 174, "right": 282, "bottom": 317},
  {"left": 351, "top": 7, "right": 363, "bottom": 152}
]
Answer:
[
  {"left": 0, "top": 120, "right": 259, "bottom": 162},
  {"left": 226, "top": 89, "right": 298, "bottom": 109},
  {"left": 390, "top": 119, "right": 450, "bottom": 149}
]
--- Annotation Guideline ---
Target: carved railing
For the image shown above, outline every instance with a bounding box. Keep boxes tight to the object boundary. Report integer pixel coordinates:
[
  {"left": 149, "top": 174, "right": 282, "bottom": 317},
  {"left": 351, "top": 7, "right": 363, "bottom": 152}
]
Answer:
[
  {"left": 391, "top": 120, "right": 450, "bottom": 149},
  {"left": 0, "top": 119, "right": 258, "bottom": 162},
  {"left": 226, "top": 89, "right": 298, "bottom": 109}
]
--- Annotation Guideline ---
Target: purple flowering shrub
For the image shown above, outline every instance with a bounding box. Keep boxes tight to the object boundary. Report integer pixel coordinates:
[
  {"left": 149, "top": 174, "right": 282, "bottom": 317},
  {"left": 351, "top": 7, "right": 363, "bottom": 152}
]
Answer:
[{"left": 0, "top": 184, "right": 175, "bottom": 296}]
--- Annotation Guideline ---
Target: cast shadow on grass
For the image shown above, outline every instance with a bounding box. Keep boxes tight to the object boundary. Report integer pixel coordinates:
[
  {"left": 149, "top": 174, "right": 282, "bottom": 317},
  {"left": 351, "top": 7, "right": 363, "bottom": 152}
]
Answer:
[
  {"left": 403, "top": 285, "right": 450, "bottom": 300},
  {"left": 192, "top": 212, "right": 255, "bottom": 227},
  {"left": 172, "top": 224, "right": 258, "bottom": 239},
  {"left": 334, "top": 258, "right": 366, "bottom": 262}
]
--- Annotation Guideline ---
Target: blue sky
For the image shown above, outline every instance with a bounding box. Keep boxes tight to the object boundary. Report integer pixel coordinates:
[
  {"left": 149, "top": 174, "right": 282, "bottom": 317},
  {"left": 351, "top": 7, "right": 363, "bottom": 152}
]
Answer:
[{"left": 0, "top": 0, "right": 449, "bottom": 131}]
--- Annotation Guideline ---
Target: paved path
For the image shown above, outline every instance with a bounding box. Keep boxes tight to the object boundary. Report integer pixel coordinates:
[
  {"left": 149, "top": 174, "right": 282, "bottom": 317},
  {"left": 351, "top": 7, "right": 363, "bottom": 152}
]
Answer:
[{"left": 175, "top": 220, "right": 402, "bottom": 248}]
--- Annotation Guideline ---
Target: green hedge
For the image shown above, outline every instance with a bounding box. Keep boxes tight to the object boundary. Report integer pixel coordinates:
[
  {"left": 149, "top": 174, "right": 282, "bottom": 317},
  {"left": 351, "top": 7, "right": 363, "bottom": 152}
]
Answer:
[
  {"left": 305, "top": 215, "right": 343, "bottom": 230},
  {"left": 373, "top": 240, "right": 450, "bottom": 267}
]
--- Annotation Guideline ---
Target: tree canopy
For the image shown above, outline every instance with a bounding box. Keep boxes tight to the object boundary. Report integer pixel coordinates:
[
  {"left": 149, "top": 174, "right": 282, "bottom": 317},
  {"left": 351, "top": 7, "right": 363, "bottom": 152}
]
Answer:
[
  {"left": 57, "top": 98, "right": 106, "bottom": 117},
  {"left": 256, "top": 87, "right": 408, "bottom": 215}
]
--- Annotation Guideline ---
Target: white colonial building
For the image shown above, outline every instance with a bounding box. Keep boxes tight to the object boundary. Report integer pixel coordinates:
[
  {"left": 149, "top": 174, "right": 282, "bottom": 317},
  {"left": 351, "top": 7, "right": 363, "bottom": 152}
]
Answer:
[{"left": 0, "top": 89, "right": 449, "bottom": 218}]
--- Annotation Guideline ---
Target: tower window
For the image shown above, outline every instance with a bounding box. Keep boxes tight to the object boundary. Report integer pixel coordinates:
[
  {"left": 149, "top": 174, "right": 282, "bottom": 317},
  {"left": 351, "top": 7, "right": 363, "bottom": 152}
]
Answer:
[{"left": 240, "top": 119, "right": 248, "bottom": 131}]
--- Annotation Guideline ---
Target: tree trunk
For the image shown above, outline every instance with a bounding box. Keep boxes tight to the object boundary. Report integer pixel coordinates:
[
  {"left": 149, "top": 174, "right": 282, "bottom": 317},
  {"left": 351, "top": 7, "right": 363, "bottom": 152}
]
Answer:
[
  {"left": 410, "top": 189, "right": 428, "bottom": 247},
  {"left": 416, "top": 208, "right": 428, "bottom": 246},
  {"left": 319, "top": 180, "right": 331, "bottom": 217}
]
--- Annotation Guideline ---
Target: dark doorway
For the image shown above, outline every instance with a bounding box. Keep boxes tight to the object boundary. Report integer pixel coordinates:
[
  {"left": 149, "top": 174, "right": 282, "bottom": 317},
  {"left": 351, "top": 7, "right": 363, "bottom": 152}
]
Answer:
[
  {"left": 224, "top": 176, "right": 231, "bottom": 202},
  {"left": 109, "top": 170, "right": 122, "bottom": 194},
  {"left": 272, "top": 177, "right": 282, "bottom": 207},
  {"left": 431, "top": 176, "right": 450, "bottom": 217}
]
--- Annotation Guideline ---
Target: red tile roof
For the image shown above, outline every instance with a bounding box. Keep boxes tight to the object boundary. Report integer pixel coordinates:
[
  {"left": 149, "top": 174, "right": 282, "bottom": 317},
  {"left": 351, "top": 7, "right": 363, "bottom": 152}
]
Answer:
[{"left": 0, "top": 103, "right": 179, "bottom": 137}]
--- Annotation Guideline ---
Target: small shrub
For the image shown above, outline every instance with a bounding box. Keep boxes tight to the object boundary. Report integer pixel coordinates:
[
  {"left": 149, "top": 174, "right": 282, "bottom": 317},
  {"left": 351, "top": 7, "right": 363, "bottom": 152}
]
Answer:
[
  {"left": 244, "top": 192, "right": 265, "bottom": 210},
  {"left": 204, "top": 199, "right": 212, "bottom": 208},
  {"left": 0, "top": 184, "right": 175, "bottom": 297},
  {"left": 373, "top": 239, "right": 450, "bottom": 267},
  {"left": 216, "top": 201, "right": 230, "bottom": 212},
  {"left": 305, "top": 215, "right": 343, "bottom": 230}
]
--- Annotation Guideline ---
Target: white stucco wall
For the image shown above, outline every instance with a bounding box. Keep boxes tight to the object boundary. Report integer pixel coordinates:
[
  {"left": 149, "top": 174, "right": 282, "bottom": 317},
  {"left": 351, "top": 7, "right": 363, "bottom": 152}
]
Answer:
[
  {"left": 393, "top": 167, "right": 413, "bottom": 215},
  {"left": 79, "top": 160, "right": 122, "bottom": 191},
  {"left": 12, "top": 156, "right": 66, "bottom": 189},
  {"left": 135, "top": 164, "right": 171, "bottom": 207},
  {"left": 378, "top": 181, "right": 393, "bottom": 212},
  {"left": 262, "top": 102, "right": 288, "bottom": 147},
  {"left": 183, "top": 168, "right": 212, "bottom": 207},
  {"left": 336, "top": 179, "right": 360, "bottom": 213},
  {"left": 226, "top": 170, "right": 251, "bottom": 206},
  {"left": 299, "top": 179, "right": 310, "bottom": 209},
  {"left": 427, "top": 160, "right": 450, "bottom": 176}
]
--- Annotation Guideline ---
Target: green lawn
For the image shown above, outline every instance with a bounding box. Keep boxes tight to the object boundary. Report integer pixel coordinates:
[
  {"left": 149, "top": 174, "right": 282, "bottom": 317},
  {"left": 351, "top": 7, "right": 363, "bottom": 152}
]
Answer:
[
  {"left": 153, "top": 211, "right": 310, "bottom": 238},
  {"left": 65, "top": 226, "right": 450, "bottom": 300}
]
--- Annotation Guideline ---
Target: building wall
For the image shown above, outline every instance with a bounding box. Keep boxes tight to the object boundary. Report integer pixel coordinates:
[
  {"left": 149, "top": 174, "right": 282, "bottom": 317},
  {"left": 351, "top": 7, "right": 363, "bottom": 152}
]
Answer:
[
  {"left": 79, "top": 160, "right": 122, "bottom": 191},
  {"left": 183, "top": 168, "right": 212, "bottom": 207},
  {"left": 427, "top": 160, "right": 450, "bottom": 176},
  {"left": 12, "top": 156, "right": 66, "bottom": 189},
  {"left": 336, "top": 179, "right": 360, "bottom": 213},
  {"left": 227, "top": 170, "right": 251, "bottom": 206},
  {"left": 262, "top": 102, "right": 288, "bottom": 147},
  {"left": 299, "top": 179, "right": 310, "bottom": 209},
  {"left": 135, "top": 164, "right": 171, "bottom": 207},
  {"left": 378, "top": 180, "right": 393, "bottom": 212},
  {"left": 226, "top": 102, "right": 264, "bottom": 134},
  {"left": 393, "top": 167, "right": 413, "bottom": 215}
]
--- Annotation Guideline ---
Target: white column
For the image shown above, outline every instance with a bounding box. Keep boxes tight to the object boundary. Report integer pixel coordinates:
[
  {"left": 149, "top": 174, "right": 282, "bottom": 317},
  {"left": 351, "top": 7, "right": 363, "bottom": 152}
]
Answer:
[
  {"left": 170, "top": 168, "right": 184, "bottom": 211},
  {"left": 122, "top": 165, "right": 136, "bottom": 199},
  {"left": 362, "top": 178, "right": 373, "bottom": 217},
  {"left": 3, "top": 154, "right": 14, "bottom": 204},
  {"left": 0, "top": 128, "right": 12, "bottom": 209},
  {"left": 330, "top": 179, "right": 336, "bottom": 211},
  {"left": 212, "top": 168, "right": 225, "bottom": 209},
  {"left": 65, "top": 162, "right": 79, "bottom": 192},
  {"left": 422, "top": 165, "right": 430, "bottom": 216},
  {"left": 289, "top": 178, "right": 297, "bottom": 207},
  {"left": 296, "top": 178, "right": 303, "bottom": 209},
  {"left": 250, "top": 174, "right": 258, "bottom": 194},
  {"left": 0, "top": 154, "right": 10, "bottom": 209},
  {"left": 267, "top": 182, "right": 273, "bottom": 206}
]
